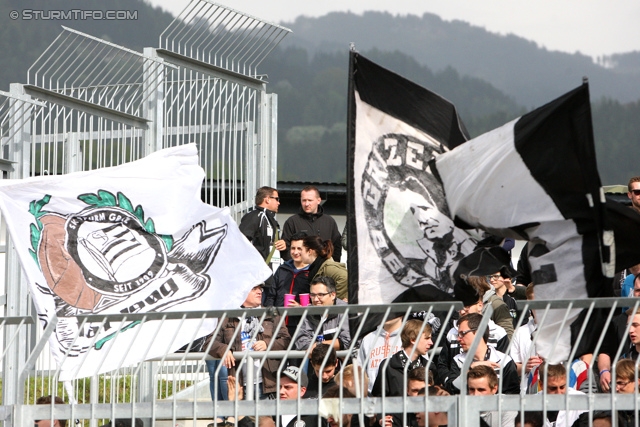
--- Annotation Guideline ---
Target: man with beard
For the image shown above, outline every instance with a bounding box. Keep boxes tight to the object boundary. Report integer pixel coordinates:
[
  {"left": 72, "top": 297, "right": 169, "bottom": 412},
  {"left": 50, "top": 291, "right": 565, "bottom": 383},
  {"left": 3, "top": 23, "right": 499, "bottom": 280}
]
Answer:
[
  {"left": 628, "top": 176, "right": 640, "bottom": 214},
  {"left": 409, "top": 199, "right": 473, "bottom": 292}
]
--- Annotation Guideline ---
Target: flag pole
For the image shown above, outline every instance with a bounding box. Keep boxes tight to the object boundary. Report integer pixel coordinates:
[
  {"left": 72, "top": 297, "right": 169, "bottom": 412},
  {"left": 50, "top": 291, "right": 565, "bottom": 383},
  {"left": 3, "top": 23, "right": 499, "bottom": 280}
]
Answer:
[{"left": 346, "top": 45, "right": 359, "bottom": 305}]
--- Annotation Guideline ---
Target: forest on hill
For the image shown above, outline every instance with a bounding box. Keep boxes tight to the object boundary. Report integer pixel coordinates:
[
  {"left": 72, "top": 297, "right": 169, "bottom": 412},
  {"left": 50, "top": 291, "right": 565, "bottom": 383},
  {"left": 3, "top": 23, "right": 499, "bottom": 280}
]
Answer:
[
  {"left": 262, "top": 46, "right": 640, "bottom": 185},
  {"left": 0, "top": 1, "right": 638, "bottom": 185},
  {"left": 280, "top": 11, "right": 640, "bottom": 106}
]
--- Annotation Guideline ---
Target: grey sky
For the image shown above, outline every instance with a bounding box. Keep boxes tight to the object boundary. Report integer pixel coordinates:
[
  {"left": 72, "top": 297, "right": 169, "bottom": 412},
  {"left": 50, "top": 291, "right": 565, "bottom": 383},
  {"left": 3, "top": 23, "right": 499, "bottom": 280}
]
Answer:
[{"left": 146, "top": 0, "right": 640, "bottom": 58}]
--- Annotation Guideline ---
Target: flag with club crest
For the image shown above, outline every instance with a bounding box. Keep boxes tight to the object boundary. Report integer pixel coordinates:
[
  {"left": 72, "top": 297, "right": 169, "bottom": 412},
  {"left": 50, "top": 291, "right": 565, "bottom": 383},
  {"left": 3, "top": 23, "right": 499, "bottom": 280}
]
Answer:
[
  {"left": 0, "top": 144, "right": 271, "bottom": 380},
  {"left": 347, "top": 51, "right": 475, "bottom": 307}
]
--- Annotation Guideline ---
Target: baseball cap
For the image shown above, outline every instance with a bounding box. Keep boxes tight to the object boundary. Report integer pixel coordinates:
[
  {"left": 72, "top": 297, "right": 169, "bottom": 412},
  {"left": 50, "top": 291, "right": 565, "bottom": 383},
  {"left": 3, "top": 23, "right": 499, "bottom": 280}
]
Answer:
[{"left": 281, "top": 365, "right": 308, "bottom": 388}]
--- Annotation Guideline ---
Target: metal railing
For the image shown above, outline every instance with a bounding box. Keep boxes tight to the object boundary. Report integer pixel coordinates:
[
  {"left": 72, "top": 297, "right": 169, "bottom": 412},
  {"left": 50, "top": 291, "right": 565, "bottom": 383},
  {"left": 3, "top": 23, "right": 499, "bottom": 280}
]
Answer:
[
  {"left": 4, "top": 298, "right": 640, "bottom": 426},
  {"left": 1, "top": 1, "right": 285, "bottom": 424}
]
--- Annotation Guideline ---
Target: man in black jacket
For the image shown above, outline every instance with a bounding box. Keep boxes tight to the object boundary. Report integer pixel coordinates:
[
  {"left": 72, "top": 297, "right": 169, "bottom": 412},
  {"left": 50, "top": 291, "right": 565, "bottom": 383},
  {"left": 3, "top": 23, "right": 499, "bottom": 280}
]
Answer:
[
  {"left": 278, "top": 366, "right": 318, "bottom": 427},
  {"left": 371, "top": 319, "right": 435, "bottom": 398},
  {"left": 239, "top": 186, "right": 286, "bottom": 268},
  {"left": 446, "top": 313, "right": 520, "bottom": 395},
  {"left": 280, "top": 186, "right": 341, "bottom": 262}
]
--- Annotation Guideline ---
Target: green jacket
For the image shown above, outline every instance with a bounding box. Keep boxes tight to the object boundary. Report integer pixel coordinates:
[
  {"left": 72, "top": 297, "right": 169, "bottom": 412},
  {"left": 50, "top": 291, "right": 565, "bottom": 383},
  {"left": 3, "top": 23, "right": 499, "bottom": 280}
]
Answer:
[{"left": 315, "top": 258, "right": 348, "bottom": 301}]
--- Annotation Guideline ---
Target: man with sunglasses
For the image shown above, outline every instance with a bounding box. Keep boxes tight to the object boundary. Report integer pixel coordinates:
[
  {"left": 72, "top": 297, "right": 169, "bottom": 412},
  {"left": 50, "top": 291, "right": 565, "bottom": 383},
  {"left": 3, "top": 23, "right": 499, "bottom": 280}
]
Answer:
[
  {"left": 447, "top": 313, "right": 520, "bottom": 395},
  {"left": 487, "top": 272, "right": 519, "bottom": 328},
  {"left": 628, "top": 177, "right": 640, "bottom": 213},
  {"left": 437, "top": 286, "right": 509, "bottom": 395},
  {"left": 239, "top": 186, "right": 286, "bottom": 266}
]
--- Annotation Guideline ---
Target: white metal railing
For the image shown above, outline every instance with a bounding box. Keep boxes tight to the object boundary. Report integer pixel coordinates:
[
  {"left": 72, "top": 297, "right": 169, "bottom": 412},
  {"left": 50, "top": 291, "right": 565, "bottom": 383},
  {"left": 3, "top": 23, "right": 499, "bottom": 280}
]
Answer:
[
  {"left": 4, "top": 298, "right": 640, "bottom": 426},
  {"left": 1, "top": 2, "right": 285, "bottom": 423}
]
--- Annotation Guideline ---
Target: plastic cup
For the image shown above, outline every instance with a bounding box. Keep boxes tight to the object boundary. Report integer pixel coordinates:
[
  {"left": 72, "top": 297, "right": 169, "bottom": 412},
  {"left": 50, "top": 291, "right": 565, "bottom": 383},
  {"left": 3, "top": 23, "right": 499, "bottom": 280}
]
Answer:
[
  {"left": 299, "top": 293, "right": 310, "bottom": 306},
  {"left": 284, "top": 294, "right": 295, "bottom": 307}
]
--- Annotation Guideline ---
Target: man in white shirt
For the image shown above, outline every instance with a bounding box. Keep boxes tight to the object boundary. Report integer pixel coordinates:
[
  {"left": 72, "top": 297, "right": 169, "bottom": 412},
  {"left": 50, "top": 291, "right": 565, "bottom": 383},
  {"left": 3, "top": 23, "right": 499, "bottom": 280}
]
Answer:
[{"left": 538, "top": 364, "right": 585, "bottom": 427}]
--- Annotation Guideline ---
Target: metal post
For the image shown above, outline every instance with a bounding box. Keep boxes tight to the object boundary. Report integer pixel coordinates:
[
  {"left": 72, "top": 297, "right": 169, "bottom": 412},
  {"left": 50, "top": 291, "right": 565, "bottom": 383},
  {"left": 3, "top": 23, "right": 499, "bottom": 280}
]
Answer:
[
  {"left": 255, "top": 85, "right": 269, "bottom": 190},
  {"left": 65, "top": 132, "right": 81, "bottom": 174},
  {"left": 136, "top": 361, "right": 156, "bottom": 427},
  {"left": 143, "top": 48, "right": 166, "bottom": 156},
  {"left": 246, "top": 355, "right": 255, "bottom": 401},
  {"left": 2, "top": 84, "right": 34, "bottom": 408},
  {"left": 265, "top": 93, "right": 278, "bottom": 188}
]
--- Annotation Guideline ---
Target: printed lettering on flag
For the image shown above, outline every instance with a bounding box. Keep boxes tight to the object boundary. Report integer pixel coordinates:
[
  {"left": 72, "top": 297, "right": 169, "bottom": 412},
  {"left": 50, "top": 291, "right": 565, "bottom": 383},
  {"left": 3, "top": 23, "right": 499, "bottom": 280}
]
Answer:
[
  {"left": 0, "top": 144, "right": 271, "bottom": 380},
  {"left": 347, "top": 52, "right": 473, "bottom": 305}
]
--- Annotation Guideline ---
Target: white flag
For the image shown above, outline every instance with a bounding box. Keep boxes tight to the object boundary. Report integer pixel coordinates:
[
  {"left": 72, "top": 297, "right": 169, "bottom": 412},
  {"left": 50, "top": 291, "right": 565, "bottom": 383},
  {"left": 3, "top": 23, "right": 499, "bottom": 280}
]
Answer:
[
  {"left": 433, "top": 84, "right": 612, "bottom": 363},
  {"left": 0, "top": 144, "right": 271, "bottom": 380}
]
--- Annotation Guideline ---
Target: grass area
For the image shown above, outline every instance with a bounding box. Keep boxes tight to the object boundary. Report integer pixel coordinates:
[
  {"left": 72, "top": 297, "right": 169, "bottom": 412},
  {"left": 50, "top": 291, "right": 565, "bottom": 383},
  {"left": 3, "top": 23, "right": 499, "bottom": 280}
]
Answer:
[
  {"left": 2, "top": 375, "right": 195, "bottom": 426},
  {"left": 0, "top": 375, "right": 193, "bottom": 404}
]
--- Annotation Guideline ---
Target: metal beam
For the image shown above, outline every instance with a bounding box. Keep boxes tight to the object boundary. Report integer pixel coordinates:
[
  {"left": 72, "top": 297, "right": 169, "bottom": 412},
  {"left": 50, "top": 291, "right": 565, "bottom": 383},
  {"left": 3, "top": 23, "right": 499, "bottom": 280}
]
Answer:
[
  {"left": 155, "top": 49, "right": 266, "bottom": 91},
  {"left": 23, "top": 85, "right": 150, "bottom": 130}
]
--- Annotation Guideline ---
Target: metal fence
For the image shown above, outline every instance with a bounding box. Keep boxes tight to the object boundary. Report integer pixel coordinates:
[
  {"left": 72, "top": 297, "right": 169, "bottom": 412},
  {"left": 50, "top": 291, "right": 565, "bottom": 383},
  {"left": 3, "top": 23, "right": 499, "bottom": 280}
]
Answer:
[
  {"left": 5, "top": 298, "right": 640, "bottom": 426},
  {"left": 2, "top": 1, "right": 639, "bottom": 427},
  {"left": 1, "top": 0, "right": 287, "bottom": 424}
]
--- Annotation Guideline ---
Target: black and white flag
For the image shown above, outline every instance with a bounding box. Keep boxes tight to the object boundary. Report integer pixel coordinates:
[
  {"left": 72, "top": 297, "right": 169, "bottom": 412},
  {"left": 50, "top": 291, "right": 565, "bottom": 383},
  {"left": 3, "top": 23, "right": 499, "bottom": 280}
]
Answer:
[
  {"left": 347, "top": 51, "right": 474, "bottom": 305},
  {"left": 433, "top": 83, "right": 614, "bottom": 362}
]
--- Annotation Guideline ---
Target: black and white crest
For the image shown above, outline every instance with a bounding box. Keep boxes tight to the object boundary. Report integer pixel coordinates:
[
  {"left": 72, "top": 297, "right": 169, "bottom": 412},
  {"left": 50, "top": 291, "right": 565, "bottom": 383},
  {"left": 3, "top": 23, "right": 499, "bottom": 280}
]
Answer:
[
  {"left": 361, "top": 132, "right": 473, "bottom": 292},
  {"left": 348, "top": 52, "right": 472, "bottom": 304}
]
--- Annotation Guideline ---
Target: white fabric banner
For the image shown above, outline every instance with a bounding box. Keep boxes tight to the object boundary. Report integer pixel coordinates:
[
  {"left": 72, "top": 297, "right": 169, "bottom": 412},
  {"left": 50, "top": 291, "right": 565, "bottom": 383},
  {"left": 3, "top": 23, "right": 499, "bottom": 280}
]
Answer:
[
  {"left": 434, "top": 115, "right": 590, "bottom": 363},
  {"left": 354, "top": 91, "right": 475, "bottom": 304},
  {"left": 0, "top": 144, "right": 271, "bottom": 380}
]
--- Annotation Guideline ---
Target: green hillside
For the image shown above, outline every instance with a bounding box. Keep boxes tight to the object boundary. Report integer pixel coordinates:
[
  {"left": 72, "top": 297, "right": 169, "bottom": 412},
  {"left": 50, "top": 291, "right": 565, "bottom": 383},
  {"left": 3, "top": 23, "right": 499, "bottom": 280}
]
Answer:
[
  {"left": 0, "top": 3, "right": 637, "bottom": 185},
  {"left": 280, "top": 11, "right": 640, "bottom": 106}
]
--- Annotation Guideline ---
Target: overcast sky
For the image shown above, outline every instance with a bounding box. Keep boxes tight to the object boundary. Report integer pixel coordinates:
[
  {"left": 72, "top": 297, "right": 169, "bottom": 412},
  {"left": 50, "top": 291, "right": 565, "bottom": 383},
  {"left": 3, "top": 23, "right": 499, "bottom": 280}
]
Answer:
[{"left": 146, "top": 0, "right": 640, "bottom": 58}]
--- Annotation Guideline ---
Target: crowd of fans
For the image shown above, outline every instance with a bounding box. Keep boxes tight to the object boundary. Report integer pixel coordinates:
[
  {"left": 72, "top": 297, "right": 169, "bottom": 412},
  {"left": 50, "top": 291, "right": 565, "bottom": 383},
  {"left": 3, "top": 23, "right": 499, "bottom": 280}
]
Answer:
[
  {"left": 38, "top": 181, "right": 640, "bottom": 427},
  {"left": 217, "top": 182, "right": 640, "bottom": 427}
]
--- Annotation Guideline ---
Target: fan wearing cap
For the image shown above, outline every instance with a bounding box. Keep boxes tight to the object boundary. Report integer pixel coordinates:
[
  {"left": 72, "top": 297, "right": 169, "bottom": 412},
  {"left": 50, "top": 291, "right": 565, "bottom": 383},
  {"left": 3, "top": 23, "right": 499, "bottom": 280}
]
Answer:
[
  {"left": 206, "top": 284, "right": 291, "bottom": 399},
  {"left": 278, "top": 366, "right": 319, "bottom": 427}
]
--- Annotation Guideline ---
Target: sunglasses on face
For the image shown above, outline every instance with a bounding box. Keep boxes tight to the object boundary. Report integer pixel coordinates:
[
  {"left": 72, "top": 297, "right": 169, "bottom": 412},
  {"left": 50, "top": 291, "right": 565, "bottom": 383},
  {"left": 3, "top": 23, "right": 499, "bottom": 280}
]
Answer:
[
  {"left": 631, "top": 189, "right": 640, "bottom": 196},
  {"left": 269, "top": 196, "right": 280, "bottom": 201}
]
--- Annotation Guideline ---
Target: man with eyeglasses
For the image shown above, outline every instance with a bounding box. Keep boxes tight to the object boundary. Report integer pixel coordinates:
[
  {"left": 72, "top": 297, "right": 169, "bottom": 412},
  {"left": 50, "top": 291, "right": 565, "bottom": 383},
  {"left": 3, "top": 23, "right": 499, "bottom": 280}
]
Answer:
[
  {"left": 487, "top": 272, "right": 519, "bottom": 328},
  {"left": 612, "top": 359, "right": 640, "bottom": 427},
  {"left": 295, "top": 276, "right": 351, "bottom": 352},
  {"left": 628, "top": 176, "right": 640, "bottom": 214},
  {"left": 446, "top": 313, "right": 519, "bottom": 395},
  {"left": 207, "top": 284, "right": 291, "bottom": 400},
  {"left": 437, "top": 282, "right": 510, "bottom": 395},
  {"left": 239, "top": 186, "right": 286, "bottom": 267}
]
